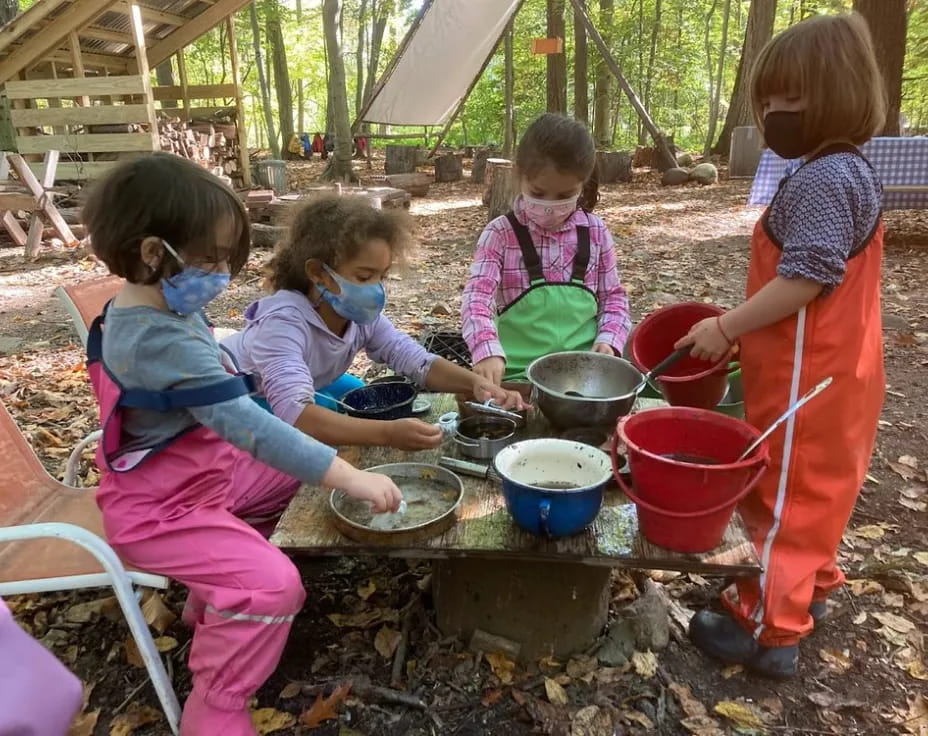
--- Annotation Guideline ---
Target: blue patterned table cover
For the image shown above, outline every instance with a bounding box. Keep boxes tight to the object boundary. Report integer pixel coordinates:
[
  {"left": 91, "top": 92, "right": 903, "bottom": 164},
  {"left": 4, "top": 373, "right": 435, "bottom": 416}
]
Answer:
[{"left": 748, "top": 137, "right": 928, "bottom": 211}]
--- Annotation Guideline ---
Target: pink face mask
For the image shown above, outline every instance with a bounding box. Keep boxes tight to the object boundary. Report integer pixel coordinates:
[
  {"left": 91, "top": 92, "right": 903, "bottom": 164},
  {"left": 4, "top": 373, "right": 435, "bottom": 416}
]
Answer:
[{"left": 521, "top": 193, "right": 579, "bottom": 231}]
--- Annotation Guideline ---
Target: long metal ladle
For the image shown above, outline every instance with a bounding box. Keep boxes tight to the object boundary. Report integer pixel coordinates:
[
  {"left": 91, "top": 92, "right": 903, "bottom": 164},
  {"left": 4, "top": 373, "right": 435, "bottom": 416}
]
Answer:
[{"left": 736, "top": 376, "right": 833, "bottom": 462}]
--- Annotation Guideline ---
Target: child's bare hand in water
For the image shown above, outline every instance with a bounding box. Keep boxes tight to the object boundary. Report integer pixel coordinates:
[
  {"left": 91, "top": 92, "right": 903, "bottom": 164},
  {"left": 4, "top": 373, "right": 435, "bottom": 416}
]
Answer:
[{"left": 323, "top": 458, "right": 403, "bottom": 512}]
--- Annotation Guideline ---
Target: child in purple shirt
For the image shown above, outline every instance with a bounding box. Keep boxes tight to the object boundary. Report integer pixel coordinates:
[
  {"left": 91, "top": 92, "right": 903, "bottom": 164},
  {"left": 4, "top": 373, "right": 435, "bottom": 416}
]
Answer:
[{"left": 223, "top": 196, "right": 525, "bottom": 451}]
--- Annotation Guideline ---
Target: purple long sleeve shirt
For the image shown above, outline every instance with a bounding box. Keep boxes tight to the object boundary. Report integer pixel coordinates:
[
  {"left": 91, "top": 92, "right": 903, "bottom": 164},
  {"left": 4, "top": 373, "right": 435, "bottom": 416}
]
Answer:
[{"left": 221, "top": 290, "right": 437, "bottom": 425}]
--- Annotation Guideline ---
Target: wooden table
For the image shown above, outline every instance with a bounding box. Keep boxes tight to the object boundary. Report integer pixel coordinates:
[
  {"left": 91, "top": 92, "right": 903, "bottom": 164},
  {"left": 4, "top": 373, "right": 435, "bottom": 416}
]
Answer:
[
  {"left": 272, "top": 393, "right": 760, "bottom": 575},
  {"left": 272, "top": 394, "right": 761, "bottom": 660}
]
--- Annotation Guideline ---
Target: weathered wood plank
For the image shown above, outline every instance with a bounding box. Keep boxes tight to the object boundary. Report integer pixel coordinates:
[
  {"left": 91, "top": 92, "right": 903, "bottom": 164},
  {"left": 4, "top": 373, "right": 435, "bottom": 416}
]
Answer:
[
  {"left": 26, "top": 161, "right": 120, "bottom": 180},
  {"left": 272, "top": 394, "right": 762, "bottom": 575},
  {"left": 151, "top": 83, "right": 237, "bottom": 101},
  {"left": 3, "top": 75, "right": 146, "bottom": 99},
  {"left": 16, "top": 133, "right": 155, "bottom": 154},
  {"left": 11, "top": 104, "right": 152, "bottom": 128}
]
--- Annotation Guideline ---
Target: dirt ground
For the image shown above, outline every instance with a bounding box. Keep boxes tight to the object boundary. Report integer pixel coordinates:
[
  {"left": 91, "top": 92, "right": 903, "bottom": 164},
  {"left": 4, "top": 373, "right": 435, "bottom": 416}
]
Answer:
[{"left": 1, "top": 159, "right": 926, "bottom": 736}]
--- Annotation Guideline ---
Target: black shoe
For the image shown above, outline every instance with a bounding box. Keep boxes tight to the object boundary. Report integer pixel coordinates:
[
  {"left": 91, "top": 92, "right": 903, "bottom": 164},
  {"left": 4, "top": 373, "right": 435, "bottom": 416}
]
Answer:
[
  {"left": 809, "top": 599, "right": 828, "bottom": 626},
  {"left": 689, "top": 610, "right": 798, "bottom": 679}
]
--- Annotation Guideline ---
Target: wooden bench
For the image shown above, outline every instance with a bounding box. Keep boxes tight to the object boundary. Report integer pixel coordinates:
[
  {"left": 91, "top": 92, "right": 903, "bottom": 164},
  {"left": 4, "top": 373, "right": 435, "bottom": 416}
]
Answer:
[{"left": 272, "top": 393, "right": 760, "bottom": 659}]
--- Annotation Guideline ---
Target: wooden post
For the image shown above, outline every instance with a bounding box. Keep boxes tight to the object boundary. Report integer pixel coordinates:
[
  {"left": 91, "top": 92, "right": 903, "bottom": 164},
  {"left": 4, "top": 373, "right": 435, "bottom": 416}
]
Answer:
[
  {"left": 503, "top": 18, "right": 515, "bottom": 158},
  {"left": 483, "top": 158, "right": 515, "bottom": 221},
  {"left": 567, "top": 0, "right": 675, "bottom": 170},
  {"left": 46, "top": 63, "right": 67, "bottom": 136},
  {"left": 68, "top": 32, "right": 90, "bottom": 108},
  {"left": 176, "top": 49, "right": 190, "bottom": 121},
  {"left": 227, "top": 15, "right": 251, "bottom": 187},
  {"left": 128, "top": 2, "right": 161, "bottom": 154}
]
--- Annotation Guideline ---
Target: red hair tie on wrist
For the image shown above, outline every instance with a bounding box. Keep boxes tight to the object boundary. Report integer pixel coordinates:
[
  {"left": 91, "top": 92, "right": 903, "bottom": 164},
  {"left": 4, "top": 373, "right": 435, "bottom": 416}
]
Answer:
[{"left": 716, "top": 316, "right": 733, "bottom": 345}]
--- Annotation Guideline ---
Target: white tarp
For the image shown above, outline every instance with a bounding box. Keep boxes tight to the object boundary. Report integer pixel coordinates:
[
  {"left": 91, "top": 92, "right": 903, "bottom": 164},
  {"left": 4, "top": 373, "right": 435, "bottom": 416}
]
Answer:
[{"left": 361, "top": 0, "right": 521, "bottom": 126}]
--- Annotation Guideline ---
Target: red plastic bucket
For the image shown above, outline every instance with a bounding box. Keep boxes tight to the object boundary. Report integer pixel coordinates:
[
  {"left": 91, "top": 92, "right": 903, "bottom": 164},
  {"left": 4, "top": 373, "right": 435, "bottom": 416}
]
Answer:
[
  {"left": 611, "top": 408, "right": 769, "bottom": 552},
  {"left": 631, "top": 302, "right": 730, "bottom": 409}
]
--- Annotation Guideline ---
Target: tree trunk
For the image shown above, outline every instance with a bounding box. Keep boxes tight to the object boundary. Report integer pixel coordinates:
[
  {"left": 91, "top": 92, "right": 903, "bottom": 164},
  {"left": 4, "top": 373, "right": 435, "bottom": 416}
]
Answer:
[
  {"left": 636, "top": 0, "right": 644, "bottom": 143},
  {"left": 593, "top": 0, "right": 614, "bottom": 147},
  {"left": 702, "top": 0, "right": 719, "bottom": 154},
  {"left": 484, "top": 159, "right": 516, "bottom": 221},
  {"left": 250, "top": 2, "right": 280, "bottom": 158},
  {"left": 712, "top": 0, "right": 777, "bottom": 155},
  {"left": 297, "top": 0, "right": 304, "bottom": 134},
  {"left": 641, "top": 0, "right": 662, "bottom": 145},
  {"left": 323, "top": 0, "right": 357, "bottom": 182},
  {"left": 268, "top": 2, "right": 294, "bottom": 154},
  {"left": 546, "top": 0, "right": 567, "bottom": 114},
  {"left": 573, "top": 0, "right": 589, "bottom": 123},
  {"left": 362, "top": 0, "right": 390, "bottom": 113},
  {"left": 0, "top": 0, "right": 17, "bottom": 25},
  {"left": 355, "top": 0, "right": 368, "bottom": 118},
  {"left": 705, "top": 0, "right": 731, "bottom": 156},
  {"left": 155, "top": 59, "right": 175, "bottom": 108},
  {"left": 853, "top": 0, "right": 907, "bottom": 136},
  {"left": 504, "top": 18, "right": 515, "bottom": 157}
]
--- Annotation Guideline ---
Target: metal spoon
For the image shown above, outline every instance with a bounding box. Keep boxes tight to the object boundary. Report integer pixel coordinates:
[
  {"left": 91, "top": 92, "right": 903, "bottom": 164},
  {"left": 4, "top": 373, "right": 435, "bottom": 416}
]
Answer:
[{"left": 736, "top": 377, "right": 833, "bottom": 462}]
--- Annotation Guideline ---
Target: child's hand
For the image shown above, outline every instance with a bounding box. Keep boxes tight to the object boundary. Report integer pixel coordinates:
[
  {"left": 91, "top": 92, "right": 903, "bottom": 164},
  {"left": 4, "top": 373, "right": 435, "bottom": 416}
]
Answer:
[
  {"left": 471, "top": 377, "right": 527, "bottom": 411},
  {"left": 473, "top": 357, "right": 505, "bottom": 386},
  {"left": 389, "top": 418, "right": 444, "bottom": 450},
  {"left": 673, "top": 316, "right": 733, "bottom": 363},
  {"left": 321, "top": 458, "right": 403, "bottom": 512},
  {"left": 591, "top": 342, "right": 616, "bottom": 356}
]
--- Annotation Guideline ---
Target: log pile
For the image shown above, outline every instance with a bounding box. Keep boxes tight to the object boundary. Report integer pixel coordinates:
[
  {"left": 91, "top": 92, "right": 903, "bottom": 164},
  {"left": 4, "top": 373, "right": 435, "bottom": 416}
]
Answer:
[{"left": 158, "top": 116, "right": 241, "bottom": 185}]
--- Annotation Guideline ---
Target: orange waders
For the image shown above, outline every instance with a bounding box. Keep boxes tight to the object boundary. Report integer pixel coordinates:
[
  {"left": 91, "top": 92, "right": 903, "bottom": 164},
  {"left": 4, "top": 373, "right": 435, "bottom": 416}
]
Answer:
[{"left": 724, "top": 148, "right": 885, "bottom": 647}]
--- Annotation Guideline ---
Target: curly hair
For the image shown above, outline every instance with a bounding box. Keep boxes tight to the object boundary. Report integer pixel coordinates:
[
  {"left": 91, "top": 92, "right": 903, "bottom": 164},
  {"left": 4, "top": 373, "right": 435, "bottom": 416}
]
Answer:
[{"left": 267, "top": 196, "right": 413, "bottom": 293}]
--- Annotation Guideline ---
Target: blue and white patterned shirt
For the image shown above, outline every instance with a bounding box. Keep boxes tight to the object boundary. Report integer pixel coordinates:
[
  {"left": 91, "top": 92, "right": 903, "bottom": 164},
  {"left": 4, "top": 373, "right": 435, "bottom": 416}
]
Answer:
[{"left": 767, "top": 152, "right": 882, "bottom": 292}]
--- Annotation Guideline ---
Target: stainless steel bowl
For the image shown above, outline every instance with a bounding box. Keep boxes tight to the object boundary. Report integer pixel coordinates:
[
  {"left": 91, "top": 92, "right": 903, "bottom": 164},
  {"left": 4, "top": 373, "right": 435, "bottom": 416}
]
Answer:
[
  {"left": 453, "top": 415, "right": 518, "bottom": 460},
  {"left": 526, "top": 351, "right": 643, "bottom": 429}
]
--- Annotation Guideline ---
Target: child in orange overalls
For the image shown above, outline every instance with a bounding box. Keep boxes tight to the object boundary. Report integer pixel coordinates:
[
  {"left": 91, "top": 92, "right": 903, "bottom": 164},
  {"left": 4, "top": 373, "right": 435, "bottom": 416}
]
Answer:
[{"left": 676, "top": 13, "right": 886, "bottom": 677}]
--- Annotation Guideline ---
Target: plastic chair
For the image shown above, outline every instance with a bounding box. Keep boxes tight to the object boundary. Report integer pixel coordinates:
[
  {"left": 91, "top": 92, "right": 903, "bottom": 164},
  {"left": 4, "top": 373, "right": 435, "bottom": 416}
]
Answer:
[
  {"left": 0, "top": 400, "right": 181, "bottom": 734},
  {"left": 54, "top": 275, "right": 122, "bottom": 349}
]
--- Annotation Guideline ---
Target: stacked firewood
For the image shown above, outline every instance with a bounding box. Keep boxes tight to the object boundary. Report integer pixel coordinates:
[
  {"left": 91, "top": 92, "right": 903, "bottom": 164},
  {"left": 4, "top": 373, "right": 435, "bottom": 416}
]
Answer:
[{"left": 158, "top": 117, "right": 240, "bottom": 183}]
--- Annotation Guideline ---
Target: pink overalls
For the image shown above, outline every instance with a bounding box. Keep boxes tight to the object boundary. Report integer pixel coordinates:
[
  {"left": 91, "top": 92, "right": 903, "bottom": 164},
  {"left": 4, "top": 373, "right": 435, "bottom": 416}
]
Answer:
[
  {"left": 86, "top": 312, "right": 304, "bottom": 735},
  {"left": 0, "top": 598, "right": 83, "bottom": 735}
]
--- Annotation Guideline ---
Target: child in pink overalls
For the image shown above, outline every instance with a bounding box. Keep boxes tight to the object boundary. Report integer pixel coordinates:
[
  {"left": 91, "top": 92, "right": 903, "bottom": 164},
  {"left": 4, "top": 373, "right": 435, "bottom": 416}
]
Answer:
[{"left": 81, "top": 153, "right": 403, "bottom": 735}]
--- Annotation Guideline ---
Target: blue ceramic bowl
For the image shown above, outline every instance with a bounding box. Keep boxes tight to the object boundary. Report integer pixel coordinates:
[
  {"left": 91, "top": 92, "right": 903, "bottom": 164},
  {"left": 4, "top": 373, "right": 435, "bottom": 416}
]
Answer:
[
  {"left": 493, "top": 439, "right": 613, "bottom": 538},
  {"left": 340, "top": 382, "right": 416, "bottom": 420}
]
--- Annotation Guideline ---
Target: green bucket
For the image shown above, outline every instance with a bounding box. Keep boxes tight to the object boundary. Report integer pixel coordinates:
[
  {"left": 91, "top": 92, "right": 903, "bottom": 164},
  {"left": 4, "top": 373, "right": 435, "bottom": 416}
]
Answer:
[{"left": 715, "top": 366, "right": 744, "bottom": 419}]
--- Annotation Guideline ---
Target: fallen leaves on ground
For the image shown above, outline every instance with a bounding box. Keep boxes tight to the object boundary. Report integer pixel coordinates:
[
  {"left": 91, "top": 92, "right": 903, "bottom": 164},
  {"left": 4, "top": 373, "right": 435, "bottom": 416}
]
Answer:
[
  {"left": 278, "top": 681, "right": 304, "bottom": 699},
  {"left": 154, "top": 635, "right": 178, "bottom": 653},
  {"left": 373, "top": 626, "right": 402, "bottom": 658},
  {"left": 485, "top": 651, "right": 516, "bottom": 684},
  {"left": 631, "top": 650, "right": 658, "bottom": 679},
  {"left": 713, "top": 699, "right": 765, "bottom": 729},
  {"left": 808, "top": 691, "right": 866, "bottom": 709},
  {"left": 327, "top": 608, "right": 399, "bottom": 629},
  {"left": 902, "top": 695, "right": 928, "bottom": 735},
  {"left": 141, "top": 591, "right": 176, "bottom": 635},
  {"left": 819, "top": 647, "right": 853, "bottom": 674},
  {"left": 570, "top": 705, "right": 613, "bottom": 736},
  {"left": 544, "top": 677, "right": 569, "bottom": 705},
  {"left": 356, "top": 580, "right": 377, "bottom": 600},
  {"left": 873, "top": 611, "right": 916, "bottom": 634},
  {"left": 108, "top": 704, "right": 161, "bottom": 736},
  {"left": 68, "top": 710, "right": 99, "bottom": 736},
  {"left": 301, "top": 683, "right": 352, "bottom": 728},
  {"left": 251, "top": 707, "right": 296, "bottom": 735}
]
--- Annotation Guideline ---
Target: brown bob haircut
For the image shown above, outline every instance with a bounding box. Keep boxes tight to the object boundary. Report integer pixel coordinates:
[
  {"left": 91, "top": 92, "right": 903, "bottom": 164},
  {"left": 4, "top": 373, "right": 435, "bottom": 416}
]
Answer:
[
  {"left": 83, "top": 152, "right": 250, "bottom": 284},
  {"left": 751, "top": 12, "right": 886, "bottom": 147},
  {"left": 267, "top": 195, "right": 413, "bottom": 293}
]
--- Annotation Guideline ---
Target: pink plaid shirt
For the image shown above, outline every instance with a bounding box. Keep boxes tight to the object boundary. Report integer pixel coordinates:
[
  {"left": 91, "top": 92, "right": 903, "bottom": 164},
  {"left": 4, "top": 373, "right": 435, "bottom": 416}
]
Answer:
[{"left": 462, "top": 197, "right": 630, "bottom": 364}]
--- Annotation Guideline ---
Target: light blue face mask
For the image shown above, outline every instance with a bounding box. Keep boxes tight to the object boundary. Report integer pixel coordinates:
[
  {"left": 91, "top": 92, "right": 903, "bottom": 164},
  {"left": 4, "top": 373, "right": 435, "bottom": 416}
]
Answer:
[
  {"left": 318, "top": 264, "right": 386, "bottom": 324},
  {"left": 160, "top": 241, "right": 230, "bottom": 316}
]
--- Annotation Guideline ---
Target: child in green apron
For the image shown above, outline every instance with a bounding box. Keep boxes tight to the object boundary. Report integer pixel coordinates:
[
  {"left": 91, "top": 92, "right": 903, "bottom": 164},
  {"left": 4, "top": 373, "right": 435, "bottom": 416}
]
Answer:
[{"left": 462, "top": 114, "right": 631, "bottom": 383}]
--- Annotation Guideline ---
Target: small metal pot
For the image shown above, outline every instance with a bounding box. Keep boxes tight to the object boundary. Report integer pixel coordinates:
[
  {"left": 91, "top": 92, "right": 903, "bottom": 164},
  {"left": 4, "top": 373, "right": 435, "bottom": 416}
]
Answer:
[{"left": 453, "top": 415, "right": 518, "bottom": 460}]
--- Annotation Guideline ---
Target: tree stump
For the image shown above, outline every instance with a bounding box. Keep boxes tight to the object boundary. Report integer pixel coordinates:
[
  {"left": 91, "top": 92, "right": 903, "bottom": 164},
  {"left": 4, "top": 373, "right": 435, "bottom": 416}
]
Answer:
[
  {"left": 471, "top": 147, "right": 493, "bottom": 184},
  {"left": 434, "top": 153, "right": 464, "bottom": 183},
  {"left": 385, "top": 173, "right": 432, "bottom": 197},
  {"left": 633, "top": 134, "right": 676, "bottom": 171},
  {"left": 483, "top": 158, "right": 515, "bottom": 221},
  {"left": 596, "top": 151, "right": 633, "bottom": 183},
  {"left": 385, "top": 145, "right": 419, "bottom": 175},
  {"left": 252, "top": 222, "right": 287, "bottom": 248}
]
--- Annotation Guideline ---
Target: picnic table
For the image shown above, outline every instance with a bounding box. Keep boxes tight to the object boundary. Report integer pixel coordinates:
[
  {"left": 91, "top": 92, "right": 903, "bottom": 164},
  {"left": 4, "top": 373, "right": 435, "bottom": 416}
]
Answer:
[
  {"left": 272, "top": 393, "right": 761, "bottom": 658},
  {"left": 748, "top": 136, "right": 928, "bottom": 211}
]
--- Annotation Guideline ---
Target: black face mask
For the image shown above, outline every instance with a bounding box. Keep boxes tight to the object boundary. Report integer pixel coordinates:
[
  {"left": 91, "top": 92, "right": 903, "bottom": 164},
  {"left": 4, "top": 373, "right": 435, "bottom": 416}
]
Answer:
[{"left": 763, "top": 110, "right": 813, "bottom": 160}]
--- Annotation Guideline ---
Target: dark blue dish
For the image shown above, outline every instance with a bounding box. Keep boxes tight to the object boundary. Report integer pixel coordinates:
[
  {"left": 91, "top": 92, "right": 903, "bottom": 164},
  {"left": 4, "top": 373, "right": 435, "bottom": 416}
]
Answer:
[{"left": 340, "top": 382, "right": 417, "bottom": 420}]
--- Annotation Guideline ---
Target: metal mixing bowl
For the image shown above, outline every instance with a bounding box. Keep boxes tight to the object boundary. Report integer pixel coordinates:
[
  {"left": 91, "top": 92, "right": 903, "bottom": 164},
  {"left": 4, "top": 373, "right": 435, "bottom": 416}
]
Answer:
[{"left": 526, "top": 351, "right": 643, "bottom": 429}]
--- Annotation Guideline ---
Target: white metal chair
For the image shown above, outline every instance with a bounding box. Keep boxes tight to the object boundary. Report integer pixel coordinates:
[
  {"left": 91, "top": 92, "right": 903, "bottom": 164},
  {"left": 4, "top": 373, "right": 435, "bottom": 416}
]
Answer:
[{"left": 0, "top": 400, "right": 181, "bottom": 734}]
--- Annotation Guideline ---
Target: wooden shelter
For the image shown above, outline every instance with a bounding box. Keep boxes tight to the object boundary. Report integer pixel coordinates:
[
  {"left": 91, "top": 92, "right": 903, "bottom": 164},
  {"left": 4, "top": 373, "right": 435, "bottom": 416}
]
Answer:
[{"left": 0, "top": 0, "right": 252, "bottom": 185}]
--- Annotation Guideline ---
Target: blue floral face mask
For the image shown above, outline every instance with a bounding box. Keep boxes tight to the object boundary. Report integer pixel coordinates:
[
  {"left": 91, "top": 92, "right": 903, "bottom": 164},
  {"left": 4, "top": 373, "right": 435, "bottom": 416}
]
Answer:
[
  {"left": 160, "top": 241, "right": 230, "bottom": 316},
  {"left": 318, "top": 265, "right": 386, "bottom": 324}
]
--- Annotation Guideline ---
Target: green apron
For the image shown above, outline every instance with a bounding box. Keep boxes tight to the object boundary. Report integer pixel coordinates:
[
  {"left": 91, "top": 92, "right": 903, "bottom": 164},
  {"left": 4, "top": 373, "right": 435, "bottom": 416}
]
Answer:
[{"left": 496, "top": 212, "right": 599, "bottom": 381}]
